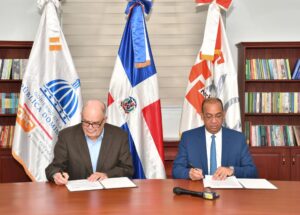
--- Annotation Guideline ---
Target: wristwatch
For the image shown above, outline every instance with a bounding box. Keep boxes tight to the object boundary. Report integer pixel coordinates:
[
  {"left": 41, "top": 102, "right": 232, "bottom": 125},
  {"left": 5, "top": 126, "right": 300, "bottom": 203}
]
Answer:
[{"left": 228, "top": 166, "right": 235, "bottom": 176}]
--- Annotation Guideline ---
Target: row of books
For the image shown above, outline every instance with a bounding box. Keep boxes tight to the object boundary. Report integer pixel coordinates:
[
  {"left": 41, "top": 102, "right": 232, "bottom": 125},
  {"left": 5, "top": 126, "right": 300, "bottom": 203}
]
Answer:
[
  {"left": 0, "top": 93, "right": 19, "bottom": 114},
  {"left": 0, "top": 59, "right": 28, "bottom": 80},
  {"left": 244, "top": 122, "right": 300, "bottom": 147},
  {"left": 292, "top": 59, "right": 300, "bottom": 79},
  {"left": 245, "top": 92, "right": 300, "bottom": 113},
  {"left": 245, "top": 59, "right": 292, "bottom": 80},
  {"left": 0, "top": 126, "right": 15, "bottom": 148}
]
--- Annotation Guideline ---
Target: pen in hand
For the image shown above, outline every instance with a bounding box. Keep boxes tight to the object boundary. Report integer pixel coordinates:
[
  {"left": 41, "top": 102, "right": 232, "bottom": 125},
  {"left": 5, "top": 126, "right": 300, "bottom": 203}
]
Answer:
[
  {"left": 188, "top": 163, "right": 204, "bottom": 174},
  {"left": 188, "top": 163, "right": 204, "bottom": 180},
  {"left": 60, "top": 171, "right": 65, "bottom": 178},
  {"left": 188, "top": 163, "right": 200, "bottom": 171}
]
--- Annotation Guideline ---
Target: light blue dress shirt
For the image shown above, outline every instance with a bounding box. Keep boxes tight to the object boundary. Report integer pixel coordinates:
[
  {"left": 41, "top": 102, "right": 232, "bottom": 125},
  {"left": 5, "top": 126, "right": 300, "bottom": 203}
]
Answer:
[{"left": 85, "top": 129, "right": 104, "bottom": 173}]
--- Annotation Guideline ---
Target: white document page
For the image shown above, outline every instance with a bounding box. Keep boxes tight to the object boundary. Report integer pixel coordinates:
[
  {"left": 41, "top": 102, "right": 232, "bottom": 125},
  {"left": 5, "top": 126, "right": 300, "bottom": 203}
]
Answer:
[
  {"left": 66, "top": 179, "right": 104, "bottom": 192},
  {"left": 237, "top": 178, "right": 278, "bottom": 189},
  {"left": 203, "top": 175, "right": 243, "bottom": 188},
  {"left": 100, "top": 177, "right": 137, "bottom": 189}
]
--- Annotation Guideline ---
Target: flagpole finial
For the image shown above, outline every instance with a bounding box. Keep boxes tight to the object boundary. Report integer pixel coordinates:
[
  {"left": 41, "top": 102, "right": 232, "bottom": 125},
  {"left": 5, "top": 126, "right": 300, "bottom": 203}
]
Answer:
[
  {"left": 195, "top": 0, "right": 232, "bottom": 11},
  {"left": 125, "top": 0, "right": 153, "bottom": 16},
  {"left": 123, "top": 0, "right": 153, "bottom": 69},
  {"left": 37, "top": 0, "right": 61, "bottom": 12}
]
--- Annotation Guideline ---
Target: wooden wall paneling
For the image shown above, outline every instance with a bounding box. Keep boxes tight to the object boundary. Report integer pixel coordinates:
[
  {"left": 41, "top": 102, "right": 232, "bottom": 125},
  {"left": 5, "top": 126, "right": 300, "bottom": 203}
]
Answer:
[{"left": 62, "top": 0, "right": 206, "bottom": 106}]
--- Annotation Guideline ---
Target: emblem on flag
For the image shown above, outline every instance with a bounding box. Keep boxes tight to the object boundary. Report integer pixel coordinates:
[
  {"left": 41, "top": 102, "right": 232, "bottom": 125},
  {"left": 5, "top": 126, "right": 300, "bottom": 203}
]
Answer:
[
  {"left": 121, "top": 97, "right": 137, "bottom": 114},
  {"left": 40, "top": 79, "right": 81, "bottom": 123},
  {"left": 49, "top": 37, "right": 62, "bottom": 51}
]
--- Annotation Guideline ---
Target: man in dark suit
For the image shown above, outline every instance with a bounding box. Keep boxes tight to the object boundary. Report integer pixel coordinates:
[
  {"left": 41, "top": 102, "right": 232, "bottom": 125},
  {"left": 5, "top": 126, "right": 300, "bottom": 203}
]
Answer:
[
  {"left": 172, "top": 97, "right": 257, "bottom": 180},
  {"left": 46, "top": 100, "right": 134, "bottom": 185}
]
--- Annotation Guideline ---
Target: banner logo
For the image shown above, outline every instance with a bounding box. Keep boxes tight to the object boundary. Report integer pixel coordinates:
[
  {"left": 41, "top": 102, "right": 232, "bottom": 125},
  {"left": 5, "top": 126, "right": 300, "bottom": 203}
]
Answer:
[
  {"left": 49, "top": 37, "right": 62, "bottom": 51},
  {"left": 16, "top": 105, "right": 36, "bottom": 132},
  {"left": 40, "top": 79, "right": 81, "bottom": 124}
]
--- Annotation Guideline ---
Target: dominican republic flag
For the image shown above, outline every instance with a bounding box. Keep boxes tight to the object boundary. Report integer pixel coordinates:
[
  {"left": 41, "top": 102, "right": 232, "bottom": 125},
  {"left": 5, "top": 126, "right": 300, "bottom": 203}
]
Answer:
[
  {"left": 107, "top": 0, "right": 166, "bottom": 179},
  {"left": 180, "top": 0, "right": 241, "bottom": 134},
  {"left": 12, "top": 0, "right": 82, "bottom": 182}
]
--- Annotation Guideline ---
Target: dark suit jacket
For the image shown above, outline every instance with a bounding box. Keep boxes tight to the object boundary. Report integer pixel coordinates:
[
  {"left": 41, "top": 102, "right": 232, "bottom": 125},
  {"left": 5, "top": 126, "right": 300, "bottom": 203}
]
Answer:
[
  {"left": 172, "top": 126, "right": 257, "bottom": 179},
  {"left": 45, "top": 123, "right": 134, "bottom": 181}
]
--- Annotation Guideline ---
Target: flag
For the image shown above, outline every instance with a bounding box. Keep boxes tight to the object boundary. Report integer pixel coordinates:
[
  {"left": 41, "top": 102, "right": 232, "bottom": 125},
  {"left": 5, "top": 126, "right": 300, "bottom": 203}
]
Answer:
[
  {"left": 12, "top": 0, "right": 82, "bottom": 182},
  {"left": 180, "top": 0, "right": 241, "bottom": 134},
  {"left": 107, "top": 0, "right": 166, "bottom": 179}
]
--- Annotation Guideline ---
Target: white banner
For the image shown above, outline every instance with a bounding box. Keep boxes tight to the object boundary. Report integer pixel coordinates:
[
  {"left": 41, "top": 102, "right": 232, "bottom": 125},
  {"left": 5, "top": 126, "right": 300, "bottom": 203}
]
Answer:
[{"left": 12, "top": 0, "right": 82, "bottom": 182}]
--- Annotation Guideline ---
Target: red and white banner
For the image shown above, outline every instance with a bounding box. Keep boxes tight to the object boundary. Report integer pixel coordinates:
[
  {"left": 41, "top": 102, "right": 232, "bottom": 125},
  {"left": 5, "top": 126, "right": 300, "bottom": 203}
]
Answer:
[{"left": 180, "top": 1, "right": 241, "bottom": 133}]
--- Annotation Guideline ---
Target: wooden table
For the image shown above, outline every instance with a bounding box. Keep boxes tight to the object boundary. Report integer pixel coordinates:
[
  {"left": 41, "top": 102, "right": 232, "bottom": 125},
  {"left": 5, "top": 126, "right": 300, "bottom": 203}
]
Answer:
[{"left": 0, "top": 179, "right": 299, "bottom": 215}]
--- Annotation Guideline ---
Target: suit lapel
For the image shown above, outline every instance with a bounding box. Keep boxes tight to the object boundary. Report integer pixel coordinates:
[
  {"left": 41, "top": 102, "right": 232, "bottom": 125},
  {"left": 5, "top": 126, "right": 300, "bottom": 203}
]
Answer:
[
  {"left": 199, "top": 126, "right": 208, "bottom": 175},
  {"left": 77, "top": 125, "right": 93, "bottom": 173},
  {"left": 97, "top": 124, "right": 111, "bottom": 170},
  {"left": 221, "top": 127, "right": 229, "bottom": 166}
]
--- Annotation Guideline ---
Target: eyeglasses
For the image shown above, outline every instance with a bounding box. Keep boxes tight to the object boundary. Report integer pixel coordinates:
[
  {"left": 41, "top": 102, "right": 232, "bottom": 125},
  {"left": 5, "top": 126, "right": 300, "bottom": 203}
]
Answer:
[
  {"left": 203, "top": 113, "right": 223, "bottom": 121},
  {"left": 81, "top": 120, "right": 103, "bottom": 128}
]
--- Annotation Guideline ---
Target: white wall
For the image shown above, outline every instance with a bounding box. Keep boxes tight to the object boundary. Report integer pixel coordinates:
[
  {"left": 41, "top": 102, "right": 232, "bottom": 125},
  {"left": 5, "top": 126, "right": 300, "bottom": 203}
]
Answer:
[
  {"left": 0, "top": 0, "right": 40, "bottom": 41},
  {"left": 226, "top": 0, "right": 300, "bottom": 67}
]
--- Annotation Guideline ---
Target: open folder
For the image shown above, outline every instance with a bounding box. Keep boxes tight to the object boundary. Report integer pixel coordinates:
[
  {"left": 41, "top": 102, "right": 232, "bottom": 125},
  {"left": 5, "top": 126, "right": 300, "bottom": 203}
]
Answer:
[
  {"left": 66, "top": 177, "right": 137, "bottom": 192},
  {"left": 203, "top": 175, "right": 277, "bottom": 189}
]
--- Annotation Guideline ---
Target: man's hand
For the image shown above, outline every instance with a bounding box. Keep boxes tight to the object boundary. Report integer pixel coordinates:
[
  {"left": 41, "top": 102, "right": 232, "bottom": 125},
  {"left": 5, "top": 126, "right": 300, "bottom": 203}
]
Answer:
[
  {"left": 53, "top": 172, "right": 69, "bottom": 185},
  {"left": 87, "top": 172, "right": 108, "bottom": 181},
  {"left": 189, "top": 168, "right": 204, "bottom": 180},
  {"left": 212, "top": 167, "right": 234, "bottom": 180}
]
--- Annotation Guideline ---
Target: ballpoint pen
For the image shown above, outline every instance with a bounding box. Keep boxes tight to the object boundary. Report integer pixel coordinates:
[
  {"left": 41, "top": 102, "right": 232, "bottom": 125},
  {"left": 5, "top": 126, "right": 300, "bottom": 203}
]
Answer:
[
  {"left": 188, "top": 163, "right": 204, "bottom": 179},
  {"left": 188, "top": 163, "right": 201, "bottom": 171},
  {"left": 60, "top": 171, "right": 65, "bottom": 178}
]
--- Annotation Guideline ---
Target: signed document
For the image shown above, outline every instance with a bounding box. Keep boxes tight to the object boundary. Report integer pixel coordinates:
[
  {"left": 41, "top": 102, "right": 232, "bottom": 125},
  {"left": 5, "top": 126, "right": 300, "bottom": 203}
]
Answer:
[
  {"left": 237, "top": 178, "right": 277, "bottom": 189},
  {"left": 66, "top": 179, "right": 104, "bottom": 192},
  {"left": 100, "top": 177, "right": 137, "bottom": 189},
  {"left": 203, "top": 175, "right": 277, "bottom": 189},
  {"left": 66, "top": 177, "right": 137, "bottom": 192},
  {"left": 203, "top": 175, "right": 243, "bottom": 188}
]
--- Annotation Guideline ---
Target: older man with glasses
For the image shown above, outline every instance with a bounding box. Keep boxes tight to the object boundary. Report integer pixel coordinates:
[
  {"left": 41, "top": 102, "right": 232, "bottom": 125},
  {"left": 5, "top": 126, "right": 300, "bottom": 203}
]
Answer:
[
  {"left": 172, "top": 97, "right": 257, "bottom": 180},
  {"left": 46, "top": 100, "right": 133, "bottom": 185}
]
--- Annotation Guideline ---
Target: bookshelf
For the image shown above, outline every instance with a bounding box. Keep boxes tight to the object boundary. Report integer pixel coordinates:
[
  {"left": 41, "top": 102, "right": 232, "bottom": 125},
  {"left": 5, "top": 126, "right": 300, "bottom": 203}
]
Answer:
[
  {"left": 0, "top": 41, "right": 32, "bottom": 182},
  {"left": 237, "top": 42, "right": 300, "bottom": 180}
]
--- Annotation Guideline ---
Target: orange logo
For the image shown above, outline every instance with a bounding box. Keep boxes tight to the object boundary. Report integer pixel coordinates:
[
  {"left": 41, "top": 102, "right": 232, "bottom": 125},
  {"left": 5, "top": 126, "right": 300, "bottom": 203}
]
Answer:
[
  {"left": 185, "top": 20, "right": 225, "bottom": 115},
  {"left": 16, "top": 106, "right": 35, "bottom": 132},
  {"left": 49, "top": 37, "right": 62, "bottom": 51},
  {"left": 186, "top": 61, "right": 212, "bottom": 114}
]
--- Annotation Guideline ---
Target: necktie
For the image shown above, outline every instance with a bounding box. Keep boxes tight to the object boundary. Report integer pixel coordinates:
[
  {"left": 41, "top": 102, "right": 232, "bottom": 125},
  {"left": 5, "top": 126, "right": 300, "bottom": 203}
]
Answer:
[{"left": 210, "top": 134, "right": 217, "bottom": 175}]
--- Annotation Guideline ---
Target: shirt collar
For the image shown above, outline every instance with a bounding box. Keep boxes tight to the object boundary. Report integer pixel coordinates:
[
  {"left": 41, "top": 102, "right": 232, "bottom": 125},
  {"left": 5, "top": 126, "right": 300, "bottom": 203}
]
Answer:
[
  {"left": 205, "top": 127, "right": 222, "bottom": 138},
  {"left": 85, "top": 128, "right": 105, "bottom": 143}
]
